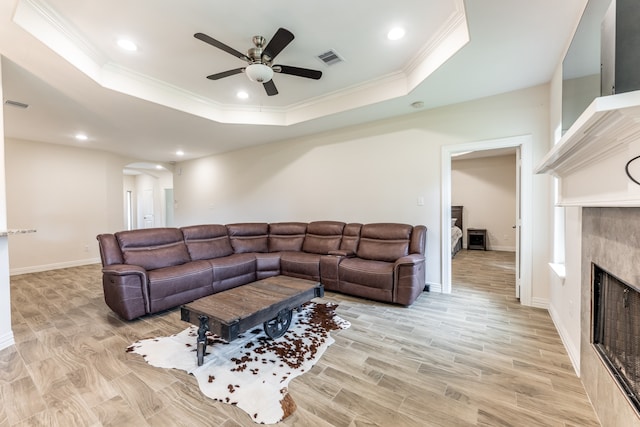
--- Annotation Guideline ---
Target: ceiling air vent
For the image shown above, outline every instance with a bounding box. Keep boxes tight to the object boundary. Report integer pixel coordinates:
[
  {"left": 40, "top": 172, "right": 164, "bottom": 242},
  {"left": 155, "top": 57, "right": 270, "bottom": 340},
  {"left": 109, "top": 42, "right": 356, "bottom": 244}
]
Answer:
[
  {"left": 317, "top": 50, "right": 344, "bottom": 66},
  {"left": 4, "top": 100, "right": 29, "bottom": 109}
]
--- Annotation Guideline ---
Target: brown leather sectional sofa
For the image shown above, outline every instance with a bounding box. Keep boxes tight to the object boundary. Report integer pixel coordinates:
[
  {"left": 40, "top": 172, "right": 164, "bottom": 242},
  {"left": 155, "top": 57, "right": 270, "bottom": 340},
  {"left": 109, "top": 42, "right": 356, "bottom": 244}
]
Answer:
[{"left": 96, "top": 221, "right": 427, "bottom": 320}]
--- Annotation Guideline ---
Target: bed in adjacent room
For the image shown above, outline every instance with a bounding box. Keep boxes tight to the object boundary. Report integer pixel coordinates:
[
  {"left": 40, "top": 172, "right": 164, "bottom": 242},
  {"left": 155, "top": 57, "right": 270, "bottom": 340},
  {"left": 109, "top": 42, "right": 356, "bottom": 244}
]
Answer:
[{"left": 451, "top": 205, "right": 463, "bottom": 258}]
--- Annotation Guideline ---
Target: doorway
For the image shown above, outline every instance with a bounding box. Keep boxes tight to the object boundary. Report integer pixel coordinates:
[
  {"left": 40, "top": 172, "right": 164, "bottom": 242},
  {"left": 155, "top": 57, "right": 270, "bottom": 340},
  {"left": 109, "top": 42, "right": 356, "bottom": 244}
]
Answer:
[
  {"left": 441, "top": 135, "right": 533, "bottom": 306},
  {"left": 123, "top": 163, "right": 174, "bottom": 230}
]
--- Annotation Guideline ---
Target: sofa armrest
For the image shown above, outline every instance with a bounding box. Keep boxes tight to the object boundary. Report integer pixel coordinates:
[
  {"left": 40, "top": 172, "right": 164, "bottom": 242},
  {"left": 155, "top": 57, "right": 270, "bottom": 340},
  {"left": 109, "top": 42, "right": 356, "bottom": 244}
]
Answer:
[
  {"left": 328, "top": 250, "right": 355, "bottom": 257},
  {"left": 103, "top": 264, "right": 147, "bottom": 277},
  {"left": 101, "top": 264, "right": 150, "bottom": 320},
  {"left": 393, "top": 254, "right": 426, "bottom": 306},
  {"left": 394, "top": 253, "right": 425, "bottom": 267}
]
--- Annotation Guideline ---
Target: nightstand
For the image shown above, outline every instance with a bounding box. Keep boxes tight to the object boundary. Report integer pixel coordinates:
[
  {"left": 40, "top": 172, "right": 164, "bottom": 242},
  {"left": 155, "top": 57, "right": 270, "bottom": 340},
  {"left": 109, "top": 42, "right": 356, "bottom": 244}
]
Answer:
[{"left": 467, "top": 228, "right": 487, "bottom": 251}]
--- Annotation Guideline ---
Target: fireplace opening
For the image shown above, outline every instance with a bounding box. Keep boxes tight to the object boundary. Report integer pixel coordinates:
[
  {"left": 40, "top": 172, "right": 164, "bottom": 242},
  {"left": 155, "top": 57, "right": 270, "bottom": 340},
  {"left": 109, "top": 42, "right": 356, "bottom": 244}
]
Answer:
[{"left": 592, "top": 264, "right": 640, "bottom": 414}]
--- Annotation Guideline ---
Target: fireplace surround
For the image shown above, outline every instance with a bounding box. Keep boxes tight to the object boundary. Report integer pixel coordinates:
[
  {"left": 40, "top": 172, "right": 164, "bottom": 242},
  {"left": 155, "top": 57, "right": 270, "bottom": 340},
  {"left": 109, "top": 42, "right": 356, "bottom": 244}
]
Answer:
[{"left": 583, "top": 207, "right": 640, "bottom": 425}]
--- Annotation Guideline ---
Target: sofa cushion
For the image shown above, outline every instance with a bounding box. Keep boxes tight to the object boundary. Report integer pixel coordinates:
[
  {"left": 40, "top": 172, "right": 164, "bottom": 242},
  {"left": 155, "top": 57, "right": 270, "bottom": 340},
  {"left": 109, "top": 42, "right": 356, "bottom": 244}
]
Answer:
[
  {"left": 227, "top": 223, "right": 269, "bottom": 253},
  {"left": 255, "top": 252, "right": 281, "bottom": 279},
  {"left": 181, "top": 224, "right": 234, "bottom": 260},
  {"left": 208, "top": 253, "right": 257, "bottom": 292},
  {"left": 269, "top": 222, "right": 307, "bottom": 252},
  {"left": 280, "top": 252, "right": 321, "bottom": 281},
  {"left": 116, "top": 228, "right": 190, "bottom": 271},
  {"left": 147, "top": 260, "right": 214, "bottom": 312},
  {"left": 356, "top": 223, "right": 412, "bottom": 262},
  {"left": 338, "top": 257, "right": 395, "bottom": 290},
  {"left": 302, "top": 221, "right": 345, "bottom": 255}
]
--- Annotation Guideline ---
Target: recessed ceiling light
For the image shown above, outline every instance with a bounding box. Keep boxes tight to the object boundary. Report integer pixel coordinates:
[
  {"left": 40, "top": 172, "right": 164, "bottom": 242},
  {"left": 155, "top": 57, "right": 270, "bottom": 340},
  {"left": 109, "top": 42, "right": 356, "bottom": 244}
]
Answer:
[
  {"left": 156, "top": 165, "right": 163, "bottom": 170},
  {"left": 387, "top": 27, "right": 406, "bottom": 41},
  {"left": 176, "top": 150, "right": 184, "bottom": 156},
  {"left": 117, "top": 38, "right": 138, "bottom": 52},
  {"left": 75, "top": 133, "right": 88, "bottom": 141},
  {"left": 237, "top": 91, "right": 249, "bottom": 99}
]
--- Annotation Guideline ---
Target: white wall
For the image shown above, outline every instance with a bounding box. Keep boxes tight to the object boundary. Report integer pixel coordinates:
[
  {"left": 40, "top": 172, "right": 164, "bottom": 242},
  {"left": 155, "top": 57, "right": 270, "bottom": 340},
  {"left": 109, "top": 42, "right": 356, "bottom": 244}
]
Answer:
[
  {"left": 546, "top": 55, "right": 584, "bottom": 374},
  {"left": 5, "top": 138, "right": 128, "bottom": 274},
  {"left": 452, "top": 154, "right": 517, "bottom": 251},
  {"left": 174, "top": 84, "right": 552, "bottom": 295}
]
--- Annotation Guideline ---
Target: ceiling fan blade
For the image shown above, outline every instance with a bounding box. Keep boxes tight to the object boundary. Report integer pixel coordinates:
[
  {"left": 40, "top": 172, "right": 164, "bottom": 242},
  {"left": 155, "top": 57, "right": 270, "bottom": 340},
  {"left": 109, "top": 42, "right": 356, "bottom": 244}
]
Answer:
[
  {"left": 263, "top": 28, "right": 294, "bottom": 61},
  {"left": 194, "top": 33, "right": 250, "bottom": 62},
  {"left": 206, "top": 68, "right": 245, "bottom": 80},
  {"left": 263, "top": 80, "right": 278, "bottom": 96},
  {"left": 274, "top": 65, "right": 322, "bottom": 80}
]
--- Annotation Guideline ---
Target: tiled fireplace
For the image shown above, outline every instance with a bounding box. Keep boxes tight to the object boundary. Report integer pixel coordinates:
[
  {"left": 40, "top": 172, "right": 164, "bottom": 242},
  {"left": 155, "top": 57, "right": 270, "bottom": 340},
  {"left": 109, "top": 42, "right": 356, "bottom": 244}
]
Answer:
[
  {"left": 582, "top": 207, "right": 640, "bottom": 425},
  {"left": 536, "top": 89, "right": 640, "bottom": 426}
]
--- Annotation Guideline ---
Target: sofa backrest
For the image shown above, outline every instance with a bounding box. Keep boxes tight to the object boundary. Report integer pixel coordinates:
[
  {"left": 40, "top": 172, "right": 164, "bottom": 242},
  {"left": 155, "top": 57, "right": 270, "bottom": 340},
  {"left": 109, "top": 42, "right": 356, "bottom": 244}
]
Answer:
[
  {"left": 410, "top": 225, "right": 427, "bottom": 255},
  {"left": 302, "top": 221, "right": 345, "bottom": 254},
  {"left": 226, "top": 223, "right": 269, "bottom": 253},
  {"left": 356, "top": 223, "right": 413, "bottom": 262},
  {"left": 96, "top": 233, "right": 124, "bottom": 266},
  {"left": 181, "top": 224, "right": 234, "bottom": 261},
  {"left": 115, "top": 228, "right": 190, "bottom": 270},
  {"left": 340, "top": 223, "right": 362, "bottom": 254},
  {"left": 268, "top": 222, "right": 307, "bottom": 252}
]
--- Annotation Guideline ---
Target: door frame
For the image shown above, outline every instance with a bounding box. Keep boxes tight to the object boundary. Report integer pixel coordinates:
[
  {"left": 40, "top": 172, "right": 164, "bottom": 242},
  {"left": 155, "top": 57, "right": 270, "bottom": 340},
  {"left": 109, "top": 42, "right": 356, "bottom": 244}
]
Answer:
[{"left": 441, "top": 134, "right": 533, "bottom": 305}]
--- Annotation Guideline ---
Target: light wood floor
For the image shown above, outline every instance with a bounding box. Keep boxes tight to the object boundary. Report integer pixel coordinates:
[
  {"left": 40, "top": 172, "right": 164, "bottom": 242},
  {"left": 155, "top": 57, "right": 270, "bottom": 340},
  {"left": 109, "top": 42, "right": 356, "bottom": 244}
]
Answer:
[{"left": 0, "top": 250, "right": 600, "bottom": 426}]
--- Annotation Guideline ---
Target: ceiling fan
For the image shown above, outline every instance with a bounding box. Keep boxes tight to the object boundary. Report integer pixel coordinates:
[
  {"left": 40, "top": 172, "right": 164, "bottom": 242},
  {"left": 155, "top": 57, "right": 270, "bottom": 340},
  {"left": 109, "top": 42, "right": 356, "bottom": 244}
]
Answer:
[{"left": 194, "top": 28, "right": 322, "bottom": 96}]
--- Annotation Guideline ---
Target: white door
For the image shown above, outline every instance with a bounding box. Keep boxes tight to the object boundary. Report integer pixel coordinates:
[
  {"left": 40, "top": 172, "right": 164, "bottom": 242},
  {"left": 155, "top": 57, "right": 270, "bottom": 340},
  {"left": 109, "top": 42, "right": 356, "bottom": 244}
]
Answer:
[
  {"left": 142, "top": 189, "right": 154, "bottom": 228},
  {"left": 515, "top": 147, "right": 522, "bottom": 299}
]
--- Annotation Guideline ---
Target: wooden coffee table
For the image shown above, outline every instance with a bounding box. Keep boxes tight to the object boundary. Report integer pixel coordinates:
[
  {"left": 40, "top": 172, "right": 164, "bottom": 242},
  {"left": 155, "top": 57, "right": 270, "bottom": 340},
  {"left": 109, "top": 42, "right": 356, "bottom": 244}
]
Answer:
[{"left": 180, "top": 275, "right": 324, "bottom": 365}]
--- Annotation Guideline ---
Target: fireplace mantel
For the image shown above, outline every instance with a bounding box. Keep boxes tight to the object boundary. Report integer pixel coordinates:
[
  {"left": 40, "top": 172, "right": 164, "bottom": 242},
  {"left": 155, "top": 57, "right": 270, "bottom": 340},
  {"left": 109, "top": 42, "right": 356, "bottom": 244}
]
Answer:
[{"left": 536, "top": 90, "right": 640, "bottom": 207}]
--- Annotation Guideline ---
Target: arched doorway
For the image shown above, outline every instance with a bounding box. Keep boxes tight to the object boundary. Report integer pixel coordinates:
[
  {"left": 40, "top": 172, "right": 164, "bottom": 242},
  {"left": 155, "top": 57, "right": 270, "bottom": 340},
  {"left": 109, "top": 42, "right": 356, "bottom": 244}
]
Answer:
[{"left": 123, "top": 162, "right": 174, "bottom": 229}]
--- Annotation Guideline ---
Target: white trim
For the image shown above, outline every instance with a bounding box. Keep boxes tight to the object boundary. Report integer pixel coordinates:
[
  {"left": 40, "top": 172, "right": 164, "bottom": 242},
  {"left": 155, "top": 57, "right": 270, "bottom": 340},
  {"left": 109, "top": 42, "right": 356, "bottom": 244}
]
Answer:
[
  {"left": 549, "top": 262, "right": 567, "bottom": 281},
  {"left": 530, "top": 297, "right": 549, "bottom": 309},
  {"left": 426, "top": 282, "right": 442, "bottom": 293},
  {"left": 0, "top": 331, "right": 15, "bottom": 351},
  {"left": 488, "top": 246, "right": 516, "bottom": 252},
  {"left": 441, "top": 135, "right": 533, "bottom": 306},
  {"left": 549, "top": 303, "right": 580, "bottom": 376},
  {"left": 10, "top": 258, "right": 100, "bottom": 276}
]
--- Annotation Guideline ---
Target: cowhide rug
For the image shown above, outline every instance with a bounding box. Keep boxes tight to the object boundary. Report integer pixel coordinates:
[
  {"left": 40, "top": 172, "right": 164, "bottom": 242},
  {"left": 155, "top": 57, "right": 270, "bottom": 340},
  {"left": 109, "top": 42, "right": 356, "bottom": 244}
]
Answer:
[{"left": 126, "top": 302, "right": 350, "bottom": 424}]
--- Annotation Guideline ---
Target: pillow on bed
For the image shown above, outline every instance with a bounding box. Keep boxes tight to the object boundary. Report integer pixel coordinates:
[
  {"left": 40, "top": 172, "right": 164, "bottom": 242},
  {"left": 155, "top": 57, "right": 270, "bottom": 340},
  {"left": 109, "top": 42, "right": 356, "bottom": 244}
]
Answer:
[{"left": 451, "top": 218, "right": 458, "bottom": 227}]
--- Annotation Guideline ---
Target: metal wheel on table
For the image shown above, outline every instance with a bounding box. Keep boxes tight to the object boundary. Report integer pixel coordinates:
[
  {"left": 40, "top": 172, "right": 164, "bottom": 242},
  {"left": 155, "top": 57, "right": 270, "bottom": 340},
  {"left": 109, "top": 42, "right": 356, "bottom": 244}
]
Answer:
[{"left": 263, "top": 309, "right": 293, "bottom": 339}]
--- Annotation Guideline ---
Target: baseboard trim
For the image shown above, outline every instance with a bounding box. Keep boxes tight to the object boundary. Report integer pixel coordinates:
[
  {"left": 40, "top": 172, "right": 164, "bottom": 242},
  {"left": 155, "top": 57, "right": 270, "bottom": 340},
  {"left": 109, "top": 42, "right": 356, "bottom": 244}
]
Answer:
[
  {"left": 0, "top": 331, "right": 15, "bottom": 351},
  {"left": 427, "top": 282, "right": 442, "bottom": 293},
  {"left": 487, "top": 245, "right": 516, "bottom": 252},
  {"left": 548, "top": 303, "right": 580, "bottom": 376},
  {"left": 10, "top": 258, "right": 101, "bottom": 276},
  {"left": 530, "top": 296, "right": 549, "bottom": 309}
]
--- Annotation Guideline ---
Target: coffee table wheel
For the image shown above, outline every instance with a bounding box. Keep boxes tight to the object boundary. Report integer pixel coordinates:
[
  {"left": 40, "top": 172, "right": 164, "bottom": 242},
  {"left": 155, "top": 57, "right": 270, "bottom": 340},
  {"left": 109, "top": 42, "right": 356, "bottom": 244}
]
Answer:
[{"left": 264, "top": 309, "right": 293, "bottom": 339}]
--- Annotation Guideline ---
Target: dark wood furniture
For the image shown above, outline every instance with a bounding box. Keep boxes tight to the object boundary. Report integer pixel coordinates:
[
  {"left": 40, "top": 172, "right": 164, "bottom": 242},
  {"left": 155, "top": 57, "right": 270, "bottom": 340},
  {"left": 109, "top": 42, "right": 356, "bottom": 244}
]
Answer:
[
  {"left": 467, "top": 228, "right": 487, "bottom": 251},
  {"left": 451, "top": 205, "right": 464, "bottom": 257},
  {"left": 180, "top": 275, "right": 324, "bottom": 365}
]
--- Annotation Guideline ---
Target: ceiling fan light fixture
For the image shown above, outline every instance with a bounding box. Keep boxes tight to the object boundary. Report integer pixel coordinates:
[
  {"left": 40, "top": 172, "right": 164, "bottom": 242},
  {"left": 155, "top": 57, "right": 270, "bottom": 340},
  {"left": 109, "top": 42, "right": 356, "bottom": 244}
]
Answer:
[{"left": 245, "top": 63, "right": 273, "bottom": 83}]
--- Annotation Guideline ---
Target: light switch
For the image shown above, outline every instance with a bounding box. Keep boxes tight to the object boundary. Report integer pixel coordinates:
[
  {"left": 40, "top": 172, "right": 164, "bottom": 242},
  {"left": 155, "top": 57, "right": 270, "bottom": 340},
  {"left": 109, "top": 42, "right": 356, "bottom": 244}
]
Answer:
[{"left": 417, "top": 196, "right": 425, "bottom": 206}]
